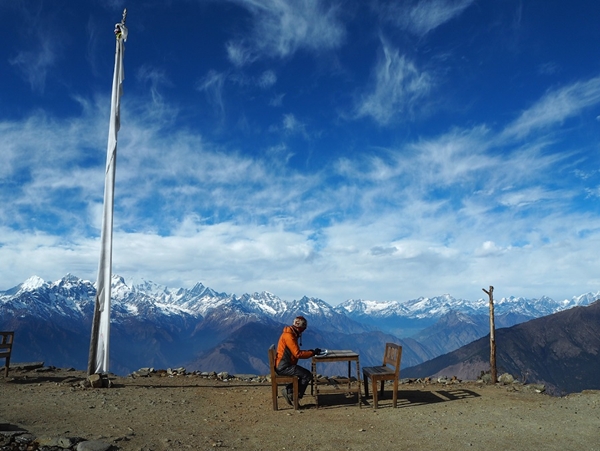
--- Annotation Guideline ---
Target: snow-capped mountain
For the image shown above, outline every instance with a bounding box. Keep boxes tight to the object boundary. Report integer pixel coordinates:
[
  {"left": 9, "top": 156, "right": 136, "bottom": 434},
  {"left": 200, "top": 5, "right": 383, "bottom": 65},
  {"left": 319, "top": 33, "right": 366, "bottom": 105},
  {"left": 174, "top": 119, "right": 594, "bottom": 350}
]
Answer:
[
  {"left": 334, "top": 291, "right": 598, "bottom": 337},
  {"left": 336, "top": 292, "right": 596, "bottom": 320},
  {"left": 1, "top": 274, "right": 598, "bottom": 376}
]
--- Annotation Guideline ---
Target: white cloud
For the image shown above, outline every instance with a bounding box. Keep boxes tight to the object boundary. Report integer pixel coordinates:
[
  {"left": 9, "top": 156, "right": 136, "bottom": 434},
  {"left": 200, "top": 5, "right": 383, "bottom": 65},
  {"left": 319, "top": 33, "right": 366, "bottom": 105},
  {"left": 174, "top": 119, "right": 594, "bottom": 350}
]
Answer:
[
  {"left": 502, "top": 76, "right": 600, "bottom": 140},
  {"left": 196, "top": 70, "right": 228, "bottom": 117},
  {"left": 7, "top": 4, "right": 65, "bottom": 94},
  {"left": 9, "top": 39, "right": 58, "bottom": 93},
  {"left": 380, "top": 0, "right": 475, "bottom": 37},
  {"left": 474, "top": 241, "right": 506, "bottom": 257},
  {"left": 269, "top": 93, "right": 285, "bottom": 107},
  {"left": 355, "top": 39, "right": 432, "bottom": 125},
  {"left": 258, "top": 70, "right": 277, "bottom": 89},
  {"left": 498, "top": 187, "right": 562, "bottom": 208},
  {"left": 4, "top": 69, "right": 600, "bottom": 304},
  {"left": 225, "top": 0, "right": 346, "bottom": 64},
  {"left": 226, "top": 41, "right": 254, "bottom": 67},
  {"left": 282, "top": 113, "right": 306, "bottom": 135},
  {"left": 136, "top": 65, "right": 172, "bottom": 105}
]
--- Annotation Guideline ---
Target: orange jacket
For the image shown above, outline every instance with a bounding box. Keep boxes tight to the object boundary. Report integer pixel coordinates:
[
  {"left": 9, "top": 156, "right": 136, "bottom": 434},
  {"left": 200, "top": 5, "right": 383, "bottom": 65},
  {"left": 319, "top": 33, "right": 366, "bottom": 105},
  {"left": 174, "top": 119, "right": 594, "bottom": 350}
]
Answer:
[{"left": 275, "top": 326, "right": 313, "bottom": 370}]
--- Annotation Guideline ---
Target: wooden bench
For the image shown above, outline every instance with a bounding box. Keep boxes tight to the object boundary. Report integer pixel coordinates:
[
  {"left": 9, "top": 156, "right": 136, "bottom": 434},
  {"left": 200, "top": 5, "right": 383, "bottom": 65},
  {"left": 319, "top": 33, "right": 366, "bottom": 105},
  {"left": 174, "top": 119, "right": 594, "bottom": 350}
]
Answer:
[
  {"left": 362, "top": 342, "right": 402, "bottom": 409},
  {"left": 268, "top": 345, "right": 299, "bottom": 410},
  {"left": 0, "top": 331, "right": 15, "bottom": 377}
]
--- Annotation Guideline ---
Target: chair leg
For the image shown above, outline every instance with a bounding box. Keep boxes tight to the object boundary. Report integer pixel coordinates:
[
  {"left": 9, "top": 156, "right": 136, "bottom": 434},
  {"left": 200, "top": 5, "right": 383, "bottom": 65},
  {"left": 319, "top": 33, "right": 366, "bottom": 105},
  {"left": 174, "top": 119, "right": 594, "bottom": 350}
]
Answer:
[
  {"left": 272, "top": 383, "right": 279, "bottom": 410},
  {"left": 363, "top": 372, "right": 369, "bottom": 398},
  {"left": 392, "top": 378, "right": 398, "bottom": 408},
  {"left": 371, "top": 379, "right": 378, "bottom": 409}
]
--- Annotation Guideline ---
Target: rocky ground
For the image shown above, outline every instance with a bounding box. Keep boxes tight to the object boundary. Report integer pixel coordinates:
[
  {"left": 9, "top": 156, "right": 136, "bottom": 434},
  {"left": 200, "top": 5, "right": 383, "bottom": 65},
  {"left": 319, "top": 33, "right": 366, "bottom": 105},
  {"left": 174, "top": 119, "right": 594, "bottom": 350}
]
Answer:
[{"left": 1, "top": 365, "right": 600, "bottom": 451}]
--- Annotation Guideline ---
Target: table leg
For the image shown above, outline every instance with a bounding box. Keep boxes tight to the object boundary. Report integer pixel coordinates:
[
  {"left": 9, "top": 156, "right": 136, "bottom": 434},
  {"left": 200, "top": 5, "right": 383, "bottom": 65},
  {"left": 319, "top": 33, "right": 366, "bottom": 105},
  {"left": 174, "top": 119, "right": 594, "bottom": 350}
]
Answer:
[
  {"left": 356, "top": 359, "right": 362, "bottom": 408},
  {"left": 312, "top": 359, "right": 319, "bottom": 408},
  {"left": 347, "top": 361, "right": 351, "bottom": 390}
]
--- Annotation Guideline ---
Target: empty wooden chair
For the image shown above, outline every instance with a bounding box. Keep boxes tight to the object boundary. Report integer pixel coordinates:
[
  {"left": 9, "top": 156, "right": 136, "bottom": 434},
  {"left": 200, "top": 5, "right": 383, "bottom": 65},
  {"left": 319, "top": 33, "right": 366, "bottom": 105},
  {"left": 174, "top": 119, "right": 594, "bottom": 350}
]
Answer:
[
  {"left": 0, "top": 331, "right": 15, "bottom": 377},
  {"left": 362, "top": 342, "right": 402, "bottom": 409},
  {"left": 268, "top": 345, "right": 299, "bottom": 410}
]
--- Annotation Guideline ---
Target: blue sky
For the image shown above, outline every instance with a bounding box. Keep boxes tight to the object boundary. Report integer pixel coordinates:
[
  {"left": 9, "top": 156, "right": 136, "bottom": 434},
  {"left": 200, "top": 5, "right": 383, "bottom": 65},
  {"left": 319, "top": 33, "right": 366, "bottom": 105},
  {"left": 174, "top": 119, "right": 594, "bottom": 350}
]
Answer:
[{"left": 2, "top": 0, "right": 600, "bottom": 305}]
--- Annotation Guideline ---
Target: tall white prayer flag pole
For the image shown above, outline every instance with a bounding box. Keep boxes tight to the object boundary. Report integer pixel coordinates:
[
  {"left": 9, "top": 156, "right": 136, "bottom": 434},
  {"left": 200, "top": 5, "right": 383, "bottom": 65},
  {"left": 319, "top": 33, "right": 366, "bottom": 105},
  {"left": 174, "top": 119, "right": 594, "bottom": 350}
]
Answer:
[{"left": 88, "top": 9, "right": 128, "bottom": 376}]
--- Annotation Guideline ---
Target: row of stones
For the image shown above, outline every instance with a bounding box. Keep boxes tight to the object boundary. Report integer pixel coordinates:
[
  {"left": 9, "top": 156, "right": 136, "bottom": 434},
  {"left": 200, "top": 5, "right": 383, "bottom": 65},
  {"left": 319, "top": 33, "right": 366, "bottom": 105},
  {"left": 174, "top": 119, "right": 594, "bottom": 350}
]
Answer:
[{"left": 0, "top": 432, "right": 113, "bottom": 451}]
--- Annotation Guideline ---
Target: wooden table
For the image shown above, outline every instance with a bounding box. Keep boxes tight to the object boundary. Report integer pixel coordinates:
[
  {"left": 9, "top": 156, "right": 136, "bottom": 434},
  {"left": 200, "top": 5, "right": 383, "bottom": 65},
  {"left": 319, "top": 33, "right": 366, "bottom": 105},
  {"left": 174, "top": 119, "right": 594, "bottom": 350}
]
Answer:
[{"left": 311, "top": 350, "right": 362, "bottom": 408}]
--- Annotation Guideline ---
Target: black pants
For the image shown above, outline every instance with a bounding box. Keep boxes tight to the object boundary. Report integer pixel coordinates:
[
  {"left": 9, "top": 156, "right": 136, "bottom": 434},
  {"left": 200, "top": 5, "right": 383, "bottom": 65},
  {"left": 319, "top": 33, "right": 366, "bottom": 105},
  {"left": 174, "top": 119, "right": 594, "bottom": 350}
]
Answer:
[{"left": 276, "top": 365, "right": 313, "bottom": 398}]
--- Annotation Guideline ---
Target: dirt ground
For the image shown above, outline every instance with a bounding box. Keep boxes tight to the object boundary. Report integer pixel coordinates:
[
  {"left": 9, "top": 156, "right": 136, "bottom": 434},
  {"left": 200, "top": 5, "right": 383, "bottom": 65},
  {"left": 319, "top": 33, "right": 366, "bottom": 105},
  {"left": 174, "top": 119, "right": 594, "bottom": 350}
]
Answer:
[{"left": 1, "top": 368, "right": 600, "bottom": 451}]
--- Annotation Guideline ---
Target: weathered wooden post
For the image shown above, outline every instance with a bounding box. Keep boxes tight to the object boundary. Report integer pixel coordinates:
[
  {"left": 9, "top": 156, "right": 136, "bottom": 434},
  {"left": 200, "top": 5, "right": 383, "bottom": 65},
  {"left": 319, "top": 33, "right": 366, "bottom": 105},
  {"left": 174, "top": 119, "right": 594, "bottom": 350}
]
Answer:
[{"left": 482, "top": 285, "right": 497, "bottom": 384}]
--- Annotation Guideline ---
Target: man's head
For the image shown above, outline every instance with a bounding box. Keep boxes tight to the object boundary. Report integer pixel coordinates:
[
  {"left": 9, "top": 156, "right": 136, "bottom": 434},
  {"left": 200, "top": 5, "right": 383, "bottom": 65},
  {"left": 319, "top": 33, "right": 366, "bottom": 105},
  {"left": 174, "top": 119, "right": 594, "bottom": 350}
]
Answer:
[{"left": 292, "top": 316, "right": 307, "bottom": 333}]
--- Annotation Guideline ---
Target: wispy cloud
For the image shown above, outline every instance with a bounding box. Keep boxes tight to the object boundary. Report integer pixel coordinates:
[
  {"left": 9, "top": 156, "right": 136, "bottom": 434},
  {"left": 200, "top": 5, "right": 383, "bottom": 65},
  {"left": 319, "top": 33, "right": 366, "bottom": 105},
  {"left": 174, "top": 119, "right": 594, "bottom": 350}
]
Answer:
[
  {"left": 196, "top": 70, "right": 228, "bottom": 117},
  {"left": 136, "top": 65, "right": 172, "bottom": 105},
  {"left": 4, "top": 63, "right": 600, "bottom": 302},
  {"left": 282, "top": 113, "right": 307, "bottom": 135},
  {"left": 225, "top": 0, "right": 346, "bottom": 65},
  {"left": 355, "top": 39, "right": 433, "bottom": 125},
  {"left": 258, "top": 70, "right": 277, "bottom": 89},
  {"left": 502, "top": 76, "right": 600, "bottom": 140},
  {"left": 7, "top": 2, "right": 64, "bottom": 94},
  {"left": 379, "top": 0, "right": 475, "bottom": 37},
  {"left": 10, "top": 38, "right": 58, "bottom": 93}
]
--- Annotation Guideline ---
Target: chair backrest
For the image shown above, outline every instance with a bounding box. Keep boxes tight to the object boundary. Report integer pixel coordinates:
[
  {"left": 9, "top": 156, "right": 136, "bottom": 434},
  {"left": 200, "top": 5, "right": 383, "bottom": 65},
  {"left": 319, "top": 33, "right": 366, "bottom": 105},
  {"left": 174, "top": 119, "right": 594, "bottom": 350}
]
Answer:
[
  {"left": 382, "top": 342, "right": 402, "bottom": 376},
  {"left": 268, "top": 344, "right": 277, "bottom": 379}
]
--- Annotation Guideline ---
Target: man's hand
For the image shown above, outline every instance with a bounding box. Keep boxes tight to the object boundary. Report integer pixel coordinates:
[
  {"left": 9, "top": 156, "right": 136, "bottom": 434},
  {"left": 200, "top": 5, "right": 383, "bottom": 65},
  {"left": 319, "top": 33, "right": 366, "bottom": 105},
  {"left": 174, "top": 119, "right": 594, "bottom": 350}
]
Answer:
[{"left": 313, "top": 348, "right": 322, "bottom": 356}]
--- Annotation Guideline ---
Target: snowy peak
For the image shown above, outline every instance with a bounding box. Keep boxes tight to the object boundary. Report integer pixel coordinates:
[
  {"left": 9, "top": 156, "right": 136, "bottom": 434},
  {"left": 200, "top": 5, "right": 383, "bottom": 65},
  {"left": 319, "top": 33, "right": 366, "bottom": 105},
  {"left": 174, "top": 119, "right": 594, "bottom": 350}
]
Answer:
[
  {"left": 3, "top": 274, "right": 600, "bottom": 328},
  {"left": 335, "top": 299, "right": 406, "bottom": 316},
  {"left": 338, "top": 292, "right": 600, "bottom": 324},
  {"left": 189, "top": 282, "right": 222, "bottom": 298},
  {"left": 287, "top": 296, "right": 336, "bottom": 317},
  {"left": 565, "top": 292, "right": 600, "bottom": 309},
  {"left": 237, "top": 291, "right": 287, "bottom": 316},
  {"left": 21, "top": 275, "right": 46, "bottom": 292}
]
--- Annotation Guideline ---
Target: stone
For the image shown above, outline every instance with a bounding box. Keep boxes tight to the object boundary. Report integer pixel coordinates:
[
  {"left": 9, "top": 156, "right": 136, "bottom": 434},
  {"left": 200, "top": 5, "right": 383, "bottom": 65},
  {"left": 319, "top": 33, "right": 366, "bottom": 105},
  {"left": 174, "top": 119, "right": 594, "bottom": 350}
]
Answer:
[
  {"left": 234, "top": 374, "right": 259, "bottom": 381},
  {"left": 133, "top": 369, "right": 151, "bottom": 377},
  {"left": 87, "top": 373, "right": 111, "bottom": 388},
  {"left": 88, "top": 374, "right": 103, "bottom": 388},
  {"left": 36, "top": 436, "right": 61, "bottom": 447},
  {"left": 8, "top": 362, "right": 44, "bottom": 371},
  {"left": 498, "top": 373, "right": 514, "bottom": 385},
  {"left": 36, "top": 435, "right": 80, "bottom": 448},
  {"left": 76, "top": 439, "right": 113, "bottom": 451},
  {"left": 57, "top": 436, "right": 78, "bottom": 448},
  {"left": 13, "top": 433, "right": 36, "bottom": 444},
  {"left": 529, "top": 384, "right": 546, "bottom": 393}
]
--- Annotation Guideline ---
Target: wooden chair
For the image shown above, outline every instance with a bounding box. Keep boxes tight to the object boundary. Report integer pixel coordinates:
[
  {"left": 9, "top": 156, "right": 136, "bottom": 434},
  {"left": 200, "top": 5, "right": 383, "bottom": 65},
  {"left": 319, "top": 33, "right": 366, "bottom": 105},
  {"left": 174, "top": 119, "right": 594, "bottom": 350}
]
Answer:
[
  {"left": 268, "top": 345, "right": 299, "bottom": 410},
  {"left": 0, "top": 331, "right": 15, "bottom": 377},
  {"left": 363, "top": 342, "right": 402, "bottom": 409}
]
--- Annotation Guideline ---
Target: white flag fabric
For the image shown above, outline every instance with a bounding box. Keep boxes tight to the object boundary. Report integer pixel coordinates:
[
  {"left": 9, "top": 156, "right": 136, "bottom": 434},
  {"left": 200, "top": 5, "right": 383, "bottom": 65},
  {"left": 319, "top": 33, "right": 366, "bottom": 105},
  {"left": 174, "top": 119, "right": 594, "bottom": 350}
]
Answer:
[{"left": 89, "top": 21, "right": 127, "bottom": 375}]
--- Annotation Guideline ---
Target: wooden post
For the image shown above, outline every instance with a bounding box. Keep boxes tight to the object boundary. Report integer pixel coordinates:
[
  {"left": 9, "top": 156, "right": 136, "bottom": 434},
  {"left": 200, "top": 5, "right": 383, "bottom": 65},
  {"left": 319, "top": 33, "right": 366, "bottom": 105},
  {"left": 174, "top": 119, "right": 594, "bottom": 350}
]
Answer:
[{"left": 482, "top": 285, "right": 497, "bottom": 384}]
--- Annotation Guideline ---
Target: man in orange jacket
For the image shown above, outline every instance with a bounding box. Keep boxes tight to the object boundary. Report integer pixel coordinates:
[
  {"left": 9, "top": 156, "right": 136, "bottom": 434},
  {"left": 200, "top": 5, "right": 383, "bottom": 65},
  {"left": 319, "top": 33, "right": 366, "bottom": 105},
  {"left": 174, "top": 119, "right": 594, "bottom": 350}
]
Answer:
[{"left": 275, "top": 316, "right": 321, "bottom": 406}]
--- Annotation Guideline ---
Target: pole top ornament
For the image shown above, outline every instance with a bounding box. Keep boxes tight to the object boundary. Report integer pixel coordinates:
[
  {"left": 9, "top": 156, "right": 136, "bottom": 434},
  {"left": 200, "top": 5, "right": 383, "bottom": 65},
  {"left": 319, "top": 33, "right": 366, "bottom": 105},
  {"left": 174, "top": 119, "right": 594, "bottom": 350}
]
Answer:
[{"left": 114, "top": 8, "right": 128, "bottom": 41}]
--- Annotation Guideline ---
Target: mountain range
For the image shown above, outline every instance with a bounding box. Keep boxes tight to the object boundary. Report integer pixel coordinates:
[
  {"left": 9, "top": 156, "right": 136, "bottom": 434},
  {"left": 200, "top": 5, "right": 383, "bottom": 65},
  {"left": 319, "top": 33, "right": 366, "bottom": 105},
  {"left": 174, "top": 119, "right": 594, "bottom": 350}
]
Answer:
[
  {"left": 1, "top": 274, "right": 598, "bottom": 394},
  {"left": 402, "top": 300, "right": 600, "bottom": 395}
]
